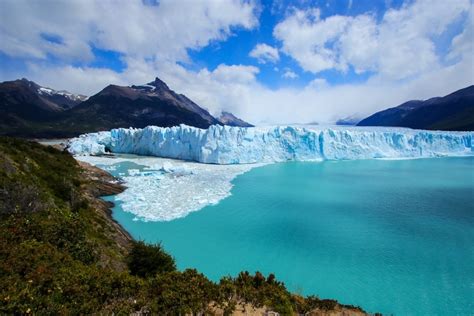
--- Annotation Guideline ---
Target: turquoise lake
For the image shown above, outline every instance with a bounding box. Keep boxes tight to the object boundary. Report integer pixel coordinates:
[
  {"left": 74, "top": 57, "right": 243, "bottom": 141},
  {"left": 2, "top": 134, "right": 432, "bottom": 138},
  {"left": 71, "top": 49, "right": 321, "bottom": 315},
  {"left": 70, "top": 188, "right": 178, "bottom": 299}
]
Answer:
[{"left": 104, "top": 157, "right": 474, "bottom": 315}]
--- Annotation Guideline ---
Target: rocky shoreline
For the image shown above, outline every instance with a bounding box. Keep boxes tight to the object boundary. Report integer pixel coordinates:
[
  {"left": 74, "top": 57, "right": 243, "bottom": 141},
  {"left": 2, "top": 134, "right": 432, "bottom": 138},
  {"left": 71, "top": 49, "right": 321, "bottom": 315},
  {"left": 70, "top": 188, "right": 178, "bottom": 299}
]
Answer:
[{"left": 76, "top": 161, "right": 133, "bottom": 271}]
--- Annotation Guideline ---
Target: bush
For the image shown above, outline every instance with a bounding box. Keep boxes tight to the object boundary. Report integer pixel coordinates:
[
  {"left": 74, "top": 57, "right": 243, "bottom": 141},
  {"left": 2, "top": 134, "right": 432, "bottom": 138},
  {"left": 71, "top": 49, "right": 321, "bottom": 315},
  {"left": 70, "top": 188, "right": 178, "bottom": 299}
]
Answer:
[
  {"left": 221, "top": 271, "right": 295, "bottom": 314},
  {"left": 149, "top": 269, "right": 218, "bottom": 314},
  {"left": 127, "top": 240, "right": 176, "bottom": 278}
]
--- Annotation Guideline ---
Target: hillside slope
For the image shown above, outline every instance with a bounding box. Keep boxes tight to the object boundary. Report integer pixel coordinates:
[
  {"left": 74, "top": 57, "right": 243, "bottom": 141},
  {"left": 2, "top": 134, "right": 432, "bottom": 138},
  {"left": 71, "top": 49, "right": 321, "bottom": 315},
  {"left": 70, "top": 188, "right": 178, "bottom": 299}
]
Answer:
[
  {"left": 358, "top": 86, "right": 474, "bottom": 131},
  {"left": 218, "top": 111, "right": 254, "bottom": 127},
  {"left": 58, "top": 78, "right": 220, "bottom": 135}
]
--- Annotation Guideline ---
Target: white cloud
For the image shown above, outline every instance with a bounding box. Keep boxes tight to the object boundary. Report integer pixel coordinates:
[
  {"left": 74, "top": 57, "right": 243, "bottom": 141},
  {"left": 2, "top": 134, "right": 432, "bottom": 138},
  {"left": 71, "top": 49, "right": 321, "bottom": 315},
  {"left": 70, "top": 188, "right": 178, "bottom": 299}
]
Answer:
[
  {"left": 158, "top": 62, "right": 260, "bottom": 116},
  {"left": 212, "top": 64, "right": 260, "bottom": 83},
  {"left": 0, "top": 0, "right": 258, "bottom": 63},
  {"left": 274, "top": 0, "right": 471, "bottom": 79},
  {"left": 23, "top": 64, "right": 126, "bottom": 95},
  {"left": 249, "top": 43, "right": 280, "bottom": 63},
  {"left": 159, "top": 54, "right": 473, "bottom": 124},
  {"left": 10, "top": 48, "right": 473, "bottom": 125},
  {"left": 282, "top": 70, "right": 298, "bottom": 79},
  {"left": 274, "top": 8, "right": 349, "bottom": 73},
  {"left": 307, "top": 78, "right": 328, "bottom": 89},
  {"left": 447, "top": 5, "right": 473, "bottom": 63}
]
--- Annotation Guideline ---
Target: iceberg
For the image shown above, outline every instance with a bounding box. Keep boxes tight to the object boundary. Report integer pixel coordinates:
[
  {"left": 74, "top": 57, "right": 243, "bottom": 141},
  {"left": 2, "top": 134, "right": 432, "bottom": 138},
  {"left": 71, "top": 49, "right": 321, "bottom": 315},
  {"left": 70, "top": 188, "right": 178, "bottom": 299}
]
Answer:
[
  {"left": 68, "top": 125, "right": 474, "bottom": 163},
  {"left": 76, "top": 155, "right": 258, "bottom": 221}
]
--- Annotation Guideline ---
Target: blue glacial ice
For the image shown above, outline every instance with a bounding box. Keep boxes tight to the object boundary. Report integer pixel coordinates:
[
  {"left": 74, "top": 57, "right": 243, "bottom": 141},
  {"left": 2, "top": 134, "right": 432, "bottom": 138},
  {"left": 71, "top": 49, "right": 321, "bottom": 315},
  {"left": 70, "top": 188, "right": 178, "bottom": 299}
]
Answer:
[
  {"left": 68, "top": 124, "right": 474, "bottom": 163},
  {"left": 71, "top": 125, "right": 473, "bottom": 221}
]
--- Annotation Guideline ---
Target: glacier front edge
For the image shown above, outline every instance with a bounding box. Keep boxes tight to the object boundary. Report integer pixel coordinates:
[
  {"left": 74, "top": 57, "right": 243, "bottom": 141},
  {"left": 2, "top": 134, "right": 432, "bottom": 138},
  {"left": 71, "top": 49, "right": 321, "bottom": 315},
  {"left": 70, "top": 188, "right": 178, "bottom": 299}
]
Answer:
[{"left": 67, "top": 125, "right": 474, "bottom": 164}]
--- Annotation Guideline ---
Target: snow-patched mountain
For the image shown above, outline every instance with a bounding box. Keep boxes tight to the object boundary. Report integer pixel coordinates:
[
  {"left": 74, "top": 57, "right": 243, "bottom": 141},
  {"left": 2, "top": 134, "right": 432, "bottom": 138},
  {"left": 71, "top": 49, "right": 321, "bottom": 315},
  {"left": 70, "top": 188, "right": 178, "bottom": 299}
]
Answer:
[
  {"left": 0, "top": 78, "right": 88, "bottom": 136},
  {"left": 0, "top": 78, "right": 86, "bottom": 113},
  {"left": 37, "top": 86, "right": 88, "bottom": 107},
  {"left": 68, "top": 125, "right": 474, "bottom": 164}
]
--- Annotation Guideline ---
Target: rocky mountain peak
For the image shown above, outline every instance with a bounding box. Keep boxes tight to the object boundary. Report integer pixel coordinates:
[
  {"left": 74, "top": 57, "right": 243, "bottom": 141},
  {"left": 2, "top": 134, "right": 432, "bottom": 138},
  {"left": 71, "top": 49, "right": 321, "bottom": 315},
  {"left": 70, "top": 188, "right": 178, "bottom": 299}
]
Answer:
[
  {"left": 218, "top": 111, "right": 253, "bottom": 127},
  {"left": 147, "top": 77, "right": 169, "bottom": 91}
]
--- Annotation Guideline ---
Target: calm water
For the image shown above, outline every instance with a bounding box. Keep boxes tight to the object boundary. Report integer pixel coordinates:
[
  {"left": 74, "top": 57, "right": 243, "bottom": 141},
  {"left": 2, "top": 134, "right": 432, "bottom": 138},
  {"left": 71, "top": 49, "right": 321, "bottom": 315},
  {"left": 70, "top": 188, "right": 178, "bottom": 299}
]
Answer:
[{"left": 104, "top": 157, "right": 474, "bottom": 315}]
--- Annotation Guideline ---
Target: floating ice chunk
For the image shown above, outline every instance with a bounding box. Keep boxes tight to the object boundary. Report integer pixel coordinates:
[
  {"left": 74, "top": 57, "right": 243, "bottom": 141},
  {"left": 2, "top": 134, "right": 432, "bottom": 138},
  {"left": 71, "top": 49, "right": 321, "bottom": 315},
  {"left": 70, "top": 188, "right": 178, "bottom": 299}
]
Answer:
[
  {"left": 159, "top": 161, "right": 174, "bottom": 173},
  {"left": 75, "top": 155, "right": 259, "bottom": 221},
  {"left": 127, "top": 169, "right": 140, "bottom": 176}
]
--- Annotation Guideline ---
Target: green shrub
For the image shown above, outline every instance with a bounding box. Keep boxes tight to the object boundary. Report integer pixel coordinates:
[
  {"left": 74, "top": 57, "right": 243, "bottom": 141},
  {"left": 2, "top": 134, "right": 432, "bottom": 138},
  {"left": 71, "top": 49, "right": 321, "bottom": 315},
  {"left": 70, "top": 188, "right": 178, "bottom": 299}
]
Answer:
[
  {"left": 127, "top": 240, "right": 176, "bottom": 278},
  {"left": 221, "top": 271, "right": 295, "bottom": 314},
  {"left": 149, "top": 269, "right": 218, "bottom": 314}
]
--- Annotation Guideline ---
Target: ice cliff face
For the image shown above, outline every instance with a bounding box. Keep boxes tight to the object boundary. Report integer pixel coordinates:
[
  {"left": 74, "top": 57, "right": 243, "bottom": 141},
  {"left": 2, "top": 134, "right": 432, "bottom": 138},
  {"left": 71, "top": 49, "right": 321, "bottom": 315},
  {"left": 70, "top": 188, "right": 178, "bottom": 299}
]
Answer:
[{"left": 68, "top": 125, "right": 474, "bottom": 164}]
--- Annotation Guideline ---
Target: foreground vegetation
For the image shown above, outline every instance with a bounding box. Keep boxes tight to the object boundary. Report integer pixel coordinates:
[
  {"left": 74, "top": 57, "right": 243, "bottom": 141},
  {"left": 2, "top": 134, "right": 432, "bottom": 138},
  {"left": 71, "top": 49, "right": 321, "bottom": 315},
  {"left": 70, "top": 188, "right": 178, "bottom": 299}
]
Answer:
[{"left": 0, "top": 137, "right": 368, "bottom": 314}]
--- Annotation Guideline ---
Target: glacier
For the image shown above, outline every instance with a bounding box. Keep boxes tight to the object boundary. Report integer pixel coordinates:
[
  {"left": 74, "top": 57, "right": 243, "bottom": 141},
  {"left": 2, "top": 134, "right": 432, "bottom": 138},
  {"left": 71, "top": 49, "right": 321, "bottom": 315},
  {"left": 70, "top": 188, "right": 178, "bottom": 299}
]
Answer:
[
  {"left": 70, "top": 125, "right": 473, "bottom": 221},
  {"left": 68, "top": 124, "right": 474, "bottom": 163}
]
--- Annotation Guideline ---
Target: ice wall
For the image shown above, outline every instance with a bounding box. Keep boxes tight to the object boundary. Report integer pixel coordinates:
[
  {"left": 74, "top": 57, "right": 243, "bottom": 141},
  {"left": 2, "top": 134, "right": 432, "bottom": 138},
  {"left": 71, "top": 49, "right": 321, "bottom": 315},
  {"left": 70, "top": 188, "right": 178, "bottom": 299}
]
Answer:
[{"left": 68, "top": 125, "right": 474, "bottom": 164}]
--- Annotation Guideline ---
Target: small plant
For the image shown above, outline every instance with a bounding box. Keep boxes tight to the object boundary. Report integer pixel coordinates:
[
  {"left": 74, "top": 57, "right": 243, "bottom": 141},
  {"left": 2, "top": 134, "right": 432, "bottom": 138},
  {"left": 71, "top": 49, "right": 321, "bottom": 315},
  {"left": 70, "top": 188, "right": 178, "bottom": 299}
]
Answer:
[{"left": 126, "top": 240, "right": 176, "bottom": 278}]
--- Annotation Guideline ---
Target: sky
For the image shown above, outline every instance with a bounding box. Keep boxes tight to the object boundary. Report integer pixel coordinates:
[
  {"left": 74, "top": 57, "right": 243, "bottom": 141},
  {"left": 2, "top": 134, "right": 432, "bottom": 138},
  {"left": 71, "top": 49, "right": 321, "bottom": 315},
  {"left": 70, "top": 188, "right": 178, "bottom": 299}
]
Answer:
[{"left": 0, "top": 0, "right": 472, "bottom": 124}]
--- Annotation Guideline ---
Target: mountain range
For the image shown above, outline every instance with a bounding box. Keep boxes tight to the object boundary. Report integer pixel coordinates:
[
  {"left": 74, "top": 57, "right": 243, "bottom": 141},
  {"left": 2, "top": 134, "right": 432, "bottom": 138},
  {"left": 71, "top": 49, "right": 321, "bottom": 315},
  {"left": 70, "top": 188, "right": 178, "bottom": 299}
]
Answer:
[
  {"left": 357, "top": 85, "right": 474, "bottom": 131},
  {"left": 0, "top": 77, "right": 252, "bottom": 138},
  {"left": 1, "top": 78, "right": 472, "bottom": 137}
]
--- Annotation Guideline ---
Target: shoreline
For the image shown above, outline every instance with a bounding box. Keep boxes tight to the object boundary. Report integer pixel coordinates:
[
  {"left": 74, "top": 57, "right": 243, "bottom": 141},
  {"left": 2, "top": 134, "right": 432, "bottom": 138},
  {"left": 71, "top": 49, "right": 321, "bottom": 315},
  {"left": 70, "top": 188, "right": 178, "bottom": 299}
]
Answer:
[
  {"left": 36, "top": 140, "right": 134, "bottom": 250},
  {"left": 75, "top": 154, "right": 370, "bottom": 315},
  {"left": 76, "top": 160, "right": 134, "bottom": 270},
  {"left": 3, "top": 136, "right": 370, "bottom": 314}
]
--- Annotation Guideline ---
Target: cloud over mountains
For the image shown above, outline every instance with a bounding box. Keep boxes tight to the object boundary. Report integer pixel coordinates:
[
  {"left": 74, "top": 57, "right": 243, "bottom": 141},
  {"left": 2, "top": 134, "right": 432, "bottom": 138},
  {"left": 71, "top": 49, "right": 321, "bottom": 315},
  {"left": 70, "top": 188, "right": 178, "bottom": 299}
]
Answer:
[{"left": 0, "top": 0, "right": 472, "bottom": 124}]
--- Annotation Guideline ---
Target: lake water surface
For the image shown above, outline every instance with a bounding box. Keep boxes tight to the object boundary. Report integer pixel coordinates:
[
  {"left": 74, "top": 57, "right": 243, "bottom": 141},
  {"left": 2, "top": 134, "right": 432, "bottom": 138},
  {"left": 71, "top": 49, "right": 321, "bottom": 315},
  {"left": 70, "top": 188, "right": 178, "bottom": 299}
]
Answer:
[{"left": 104, "top": 157, "right": 474, "bottom": 315}]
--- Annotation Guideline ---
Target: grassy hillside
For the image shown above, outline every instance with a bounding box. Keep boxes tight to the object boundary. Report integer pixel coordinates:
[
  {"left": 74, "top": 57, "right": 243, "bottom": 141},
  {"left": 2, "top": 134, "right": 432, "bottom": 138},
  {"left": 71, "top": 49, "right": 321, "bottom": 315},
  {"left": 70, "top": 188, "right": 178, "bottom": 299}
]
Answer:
[{"left": 0, "top": 137, "right": 368, "bottom": 315}]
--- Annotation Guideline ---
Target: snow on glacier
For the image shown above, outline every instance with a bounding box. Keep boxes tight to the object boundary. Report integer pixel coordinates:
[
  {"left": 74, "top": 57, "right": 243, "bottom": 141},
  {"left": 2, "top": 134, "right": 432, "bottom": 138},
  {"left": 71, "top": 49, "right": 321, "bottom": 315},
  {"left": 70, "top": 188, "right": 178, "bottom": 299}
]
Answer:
[
  {"left": 70, "top": 125, "right": 473, "bottom": 222},
  {"left": 69, "top": 124, "right": 474, "bottom": 163}
]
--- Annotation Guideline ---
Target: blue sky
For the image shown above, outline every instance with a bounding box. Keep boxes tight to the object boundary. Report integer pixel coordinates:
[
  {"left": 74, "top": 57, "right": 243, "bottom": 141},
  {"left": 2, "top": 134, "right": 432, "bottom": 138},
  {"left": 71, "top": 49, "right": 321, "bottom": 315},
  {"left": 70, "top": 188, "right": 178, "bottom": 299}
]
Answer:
[
  {"left": 188, "top": 0, "right": 405, "bottom": 88},
  {"left": 0, "top": 0, "right": 472, "bottom": 124}
]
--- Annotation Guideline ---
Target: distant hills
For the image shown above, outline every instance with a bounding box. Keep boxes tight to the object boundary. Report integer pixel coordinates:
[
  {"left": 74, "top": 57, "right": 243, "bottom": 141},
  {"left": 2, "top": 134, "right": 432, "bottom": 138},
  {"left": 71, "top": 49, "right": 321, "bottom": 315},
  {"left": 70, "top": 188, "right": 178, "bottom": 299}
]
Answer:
[
  {"left": 0, "top": 78, "right": 86, "bottom": 126},
  {"left": 3, "top": 78, "right": 471, "bottom": 136},
  {"left": 217, "top": 111, "right": 253, "bottom": 127},
  {"left": 358, "top": 86, "right": 474, "bottom": 131},
  {"left": 335, "top": 115, "right": 361, "bottom": 126},
  {"left": 0, "top": 77, "right": 252, "bottom": 138}
]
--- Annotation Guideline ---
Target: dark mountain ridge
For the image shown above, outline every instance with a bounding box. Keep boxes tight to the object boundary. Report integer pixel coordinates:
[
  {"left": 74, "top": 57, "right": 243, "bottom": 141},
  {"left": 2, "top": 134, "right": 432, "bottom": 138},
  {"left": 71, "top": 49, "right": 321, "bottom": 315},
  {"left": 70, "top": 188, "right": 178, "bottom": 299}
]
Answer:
[
  {"left": 358, "top": 86, "right": 474, "bottom": 131},
  {"left": 0, "top": 78, "right": 85, "bottom": 121},
  {"left": 63, "top": 78, "right": 220, "bottom": 132},
  {"left": 0, "top": 77, "right": 252, "bottom": 138}
]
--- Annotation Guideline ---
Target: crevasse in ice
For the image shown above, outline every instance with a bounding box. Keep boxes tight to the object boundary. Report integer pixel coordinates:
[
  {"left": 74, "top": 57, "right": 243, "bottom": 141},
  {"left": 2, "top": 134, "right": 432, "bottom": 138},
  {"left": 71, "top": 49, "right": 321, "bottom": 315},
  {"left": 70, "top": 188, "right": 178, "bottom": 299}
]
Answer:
[{"left": 68, "top": 124, "right": 474, "bottom": 163}]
